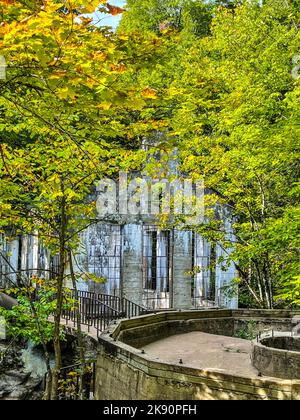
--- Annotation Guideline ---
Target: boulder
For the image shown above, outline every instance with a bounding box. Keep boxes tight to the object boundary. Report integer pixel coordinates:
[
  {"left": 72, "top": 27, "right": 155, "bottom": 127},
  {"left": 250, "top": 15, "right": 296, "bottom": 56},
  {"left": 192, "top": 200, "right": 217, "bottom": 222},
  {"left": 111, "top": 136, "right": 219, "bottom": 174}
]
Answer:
[
  {"left": 0, "top": 293, "right": 18, "bottom": 310},
  {"left": 0, "top": 342, "right": 43, "bottom": 400}
]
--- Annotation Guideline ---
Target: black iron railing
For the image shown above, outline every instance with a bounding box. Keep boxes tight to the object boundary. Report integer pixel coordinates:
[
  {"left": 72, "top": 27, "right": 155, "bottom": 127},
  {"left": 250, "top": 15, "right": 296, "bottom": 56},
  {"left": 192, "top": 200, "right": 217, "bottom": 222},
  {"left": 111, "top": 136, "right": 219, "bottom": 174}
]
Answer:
[
  {"left": 97, "top": 293, "right": 147, "bottom": 318},
  {"left": 45, "top": 360, "right": 96, "bottom": 400},
  {"left": 62, "top": 290, "right": 122, "bottom": 336},
  {"left": 69, "top": 289, "right": 147, "bottom": 318},
  {"left": 33, "top": 287, "right": 147, "bottom": 337}
]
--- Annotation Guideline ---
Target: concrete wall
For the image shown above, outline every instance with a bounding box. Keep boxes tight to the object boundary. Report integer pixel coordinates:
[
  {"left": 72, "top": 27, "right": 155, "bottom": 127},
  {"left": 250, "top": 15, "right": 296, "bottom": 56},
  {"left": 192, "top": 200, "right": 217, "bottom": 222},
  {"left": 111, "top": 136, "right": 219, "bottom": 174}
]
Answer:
[
  {"left": 96, "top": 343, "right": 300, "bottom": 400},
  {"left": 95, "top": 310, "right": 300, "bottom": 401},
  {"left": 173, "top": 230, "right": 193, "bottom": 309},
  {"left": 116, "top": 309, "right": 300, "bottom": 348},
  {"left": 252, "top": 337, "right": 300, "bottom": 379},
  {"left": 122, "top": 224, "right": 144, "bottom": 306},
  {"left": 0, "top": 235, "right": 19, "bottom": 287},
  {"left": 0, "top": 223, "right": 239, "bottom": 311},
  {"left": 75, "top": 223, "right": 122, "bottom": 295},
  {"left": 118, "top": 315, "right": 234, "bottom": 348},
  {"left": 0, "top": 234, "right": 44, "bottom": 287}
]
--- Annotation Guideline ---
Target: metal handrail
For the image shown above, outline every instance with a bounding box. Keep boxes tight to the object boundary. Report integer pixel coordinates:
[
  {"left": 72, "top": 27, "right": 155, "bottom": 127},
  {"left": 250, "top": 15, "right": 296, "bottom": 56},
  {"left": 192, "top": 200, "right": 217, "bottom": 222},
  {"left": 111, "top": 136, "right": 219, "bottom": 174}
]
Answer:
[
  {"left": 33, "top": 287, "right": 147, "bottom": 337},
  {"left": 78, "top": 289, "right": 148, "bottom": 318},
  {"left": 97, "top": 292, "right": 147, "bottom": 319},
  {"left": 62, "top": 291, "right": 122, "bottom": 336},
  {"left": 72, "top": 289, "right": 147, "bottom": 318},
  {"left": 78, "top": 291, "right": 148, "bottom": 318}
]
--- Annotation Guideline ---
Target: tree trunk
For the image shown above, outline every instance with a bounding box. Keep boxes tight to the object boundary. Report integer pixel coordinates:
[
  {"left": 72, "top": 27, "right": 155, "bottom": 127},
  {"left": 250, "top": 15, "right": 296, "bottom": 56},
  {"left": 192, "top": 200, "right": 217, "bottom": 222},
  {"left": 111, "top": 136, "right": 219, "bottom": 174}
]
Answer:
[
  {"left": 69, "top": 249, "right": 86, "bottom": 400},
  {"left": 51, "top": 195, "right": 67, "bottom": 400}
]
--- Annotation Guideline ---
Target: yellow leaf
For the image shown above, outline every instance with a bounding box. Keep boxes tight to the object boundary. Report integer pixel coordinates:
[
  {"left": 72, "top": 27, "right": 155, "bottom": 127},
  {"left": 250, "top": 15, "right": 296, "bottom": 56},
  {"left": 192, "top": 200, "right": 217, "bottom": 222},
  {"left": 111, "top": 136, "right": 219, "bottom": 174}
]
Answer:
[{"left": 141, "top": 87, "right": 158, "bottom": 99}]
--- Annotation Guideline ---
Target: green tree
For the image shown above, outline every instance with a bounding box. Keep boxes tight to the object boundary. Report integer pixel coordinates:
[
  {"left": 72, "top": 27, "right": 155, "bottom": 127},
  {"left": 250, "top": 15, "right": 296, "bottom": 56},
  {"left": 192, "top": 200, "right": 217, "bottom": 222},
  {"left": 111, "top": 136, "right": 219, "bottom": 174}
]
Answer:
[
  {"left": 0, "top": 0, "right": 164, "bottom": 399},
  {"left": 119, "top": 0, "right": 213, "bottom": 37},
  {"left": 165, "top": 0, "right": 300, "bottom": 308}
]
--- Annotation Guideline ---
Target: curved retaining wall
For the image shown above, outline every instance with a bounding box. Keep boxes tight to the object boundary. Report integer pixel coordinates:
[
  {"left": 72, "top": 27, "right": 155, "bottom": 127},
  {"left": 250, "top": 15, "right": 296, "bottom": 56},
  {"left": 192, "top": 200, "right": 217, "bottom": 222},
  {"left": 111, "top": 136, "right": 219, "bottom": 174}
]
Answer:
[
  {"left": 252, "top": 336, "right": 300, "bottom": 379},
  {"left": 95, "top": 309, "right": 300, "bottom": 400}
]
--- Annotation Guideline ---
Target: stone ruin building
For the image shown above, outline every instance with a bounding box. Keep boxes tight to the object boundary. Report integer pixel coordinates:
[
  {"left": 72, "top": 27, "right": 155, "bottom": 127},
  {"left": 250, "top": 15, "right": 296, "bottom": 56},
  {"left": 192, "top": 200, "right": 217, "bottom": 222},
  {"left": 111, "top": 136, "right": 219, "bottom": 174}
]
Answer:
[
  {"left": 0, "top": 144, "right": 238, "bottom": 311},
  {"left": 0, "top": 204, "right": 238, "bottom": 311}
]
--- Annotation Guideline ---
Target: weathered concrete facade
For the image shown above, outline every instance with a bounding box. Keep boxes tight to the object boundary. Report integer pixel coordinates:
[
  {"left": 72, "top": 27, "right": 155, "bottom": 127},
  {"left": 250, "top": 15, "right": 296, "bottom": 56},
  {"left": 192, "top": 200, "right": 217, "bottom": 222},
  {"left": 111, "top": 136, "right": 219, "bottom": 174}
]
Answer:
[
  {"left": 72, "top": 219, "right": 238, "bottom": 310},
  {"left": 0, "top": 219, "right": 238, "bottom": 311},
  {"left": 172, "top": 230, "right": 193, "bottom": 309},
  {"left": 122, "top": 224, "right": 144, "bottom": 306},
  {"left": 0, "top": 234, "right": 51, "bottom": 288},
  {"left": 0, "top": 186, "right": 239, "bottom": 310}
]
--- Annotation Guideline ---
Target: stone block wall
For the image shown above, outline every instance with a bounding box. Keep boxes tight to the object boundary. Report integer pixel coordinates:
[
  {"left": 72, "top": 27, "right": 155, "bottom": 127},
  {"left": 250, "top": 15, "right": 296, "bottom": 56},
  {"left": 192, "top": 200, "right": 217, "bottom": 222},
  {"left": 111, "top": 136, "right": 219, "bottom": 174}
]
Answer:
[
  {"left": 96, "top": 343, "right": 300, "bottom": 400},
  {"left": 95, "top": 310, "right": 300, "bottom": 400},
  {"left": 252, "top": 337, "right": 300, "bottom": 379}
]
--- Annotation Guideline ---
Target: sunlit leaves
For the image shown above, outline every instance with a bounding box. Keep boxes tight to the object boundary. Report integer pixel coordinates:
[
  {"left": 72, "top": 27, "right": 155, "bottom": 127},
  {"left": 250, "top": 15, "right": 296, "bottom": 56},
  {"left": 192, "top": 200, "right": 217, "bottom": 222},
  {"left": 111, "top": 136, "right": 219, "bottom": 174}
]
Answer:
[
  {"left": 158, "top": 0, "right": 300, "bottom": 308},
  {"left": 141, "top": 87, "right": 158, "bottom": 99},
  {"left": 106, "top": 3, "right": 125, "bottom": 16}
]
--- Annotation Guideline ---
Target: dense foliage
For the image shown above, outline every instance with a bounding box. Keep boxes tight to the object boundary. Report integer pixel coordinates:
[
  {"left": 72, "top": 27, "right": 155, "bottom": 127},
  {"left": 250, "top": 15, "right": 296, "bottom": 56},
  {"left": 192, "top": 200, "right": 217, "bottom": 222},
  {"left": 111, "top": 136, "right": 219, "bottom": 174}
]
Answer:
[
  {"left": 0, "top": 0, "right": 164, "bottom": 399},
  {"left": 0, "top": 0, "right": 299, "bottom": 398},
  {"left": 120, "top": 0, "right": 300, "bottom": 308}
]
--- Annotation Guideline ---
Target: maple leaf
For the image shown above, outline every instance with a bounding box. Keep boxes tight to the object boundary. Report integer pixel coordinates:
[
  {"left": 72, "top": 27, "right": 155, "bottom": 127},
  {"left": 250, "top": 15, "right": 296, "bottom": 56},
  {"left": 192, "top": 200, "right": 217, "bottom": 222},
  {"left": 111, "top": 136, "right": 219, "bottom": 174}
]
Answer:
[
  {"left": 110, "top": 63, "right": 126, "bottom": 73},
  {"left": 141, "top": 87, "right": 158, "bottom": 99},
  {"left": 106, "top": 3, "right": 125, "bottom": 16}
]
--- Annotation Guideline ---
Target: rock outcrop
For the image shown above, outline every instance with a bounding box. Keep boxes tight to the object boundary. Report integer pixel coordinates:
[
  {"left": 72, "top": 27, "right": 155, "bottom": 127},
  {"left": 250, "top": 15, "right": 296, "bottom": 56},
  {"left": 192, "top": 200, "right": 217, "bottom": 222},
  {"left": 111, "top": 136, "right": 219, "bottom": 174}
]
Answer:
[
  {"left": 0, "top": 342, "right": 43, "bottom": 400},
  {"left": 0, "top": 293, "right": 18, "bottom": 310}
]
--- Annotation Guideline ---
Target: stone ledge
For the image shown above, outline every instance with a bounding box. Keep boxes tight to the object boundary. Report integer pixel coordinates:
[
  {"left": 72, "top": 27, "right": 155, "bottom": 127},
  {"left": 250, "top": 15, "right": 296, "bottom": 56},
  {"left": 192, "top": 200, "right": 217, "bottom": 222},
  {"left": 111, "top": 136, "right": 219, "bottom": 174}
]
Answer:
[
  {"left": 252, "top": 336, "right": 300, "bottom": 379},
  {"left": 95, "top": 310, "right": 300, "bottom": 400}
]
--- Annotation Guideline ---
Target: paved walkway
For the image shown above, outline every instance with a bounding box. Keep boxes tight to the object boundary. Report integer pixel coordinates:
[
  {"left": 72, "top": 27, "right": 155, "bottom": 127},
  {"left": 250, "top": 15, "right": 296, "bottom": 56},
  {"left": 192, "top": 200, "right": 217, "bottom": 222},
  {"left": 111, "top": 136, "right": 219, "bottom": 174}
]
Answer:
[
  {"left": 143, "top": 331, "right": 258, "bottom": 377},
  {"left": 48, "top": 316, "right": 99, "bottom": 340}
]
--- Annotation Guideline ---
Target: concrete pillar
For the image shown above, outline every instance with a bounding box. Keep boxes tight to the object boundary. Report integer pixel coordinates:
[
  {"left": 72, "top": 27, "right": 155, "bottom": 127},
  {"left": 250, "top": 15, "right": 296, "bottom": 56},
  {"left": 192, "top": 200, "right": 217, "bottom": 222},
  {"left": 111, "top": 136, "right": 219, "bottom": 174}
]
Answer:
[
  {"left": 32, "top": 233, "right": 39, "bottom": 277},
  {"left": 20, "top": 235, "right": 28, "bottom": 274},
  {"left": 172, "top": 230, "right": 193, "bottom": 309},
  {"left": 193, "top": 233, "right": 212, "bottom": 306},
  {"left": 215, "top": 218, "right": 238, "bottom": 309},
  {"left": 0, "top": 235, "right": 19, "bottom": 287},
  {"left": 21, "top": 235, "right": 39, "bottom": 281},
  {"left": 39, "top": 246, "right": 51, "bottom": 280},
  {"left": 8, "top": 238, "right": 19, "bottom": 284},
  {"left": 71, "top": 229, "right": 89, "bottom": 292},
  {"left": 122, "top": 224, "right": 143, "bottom": 306}
]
